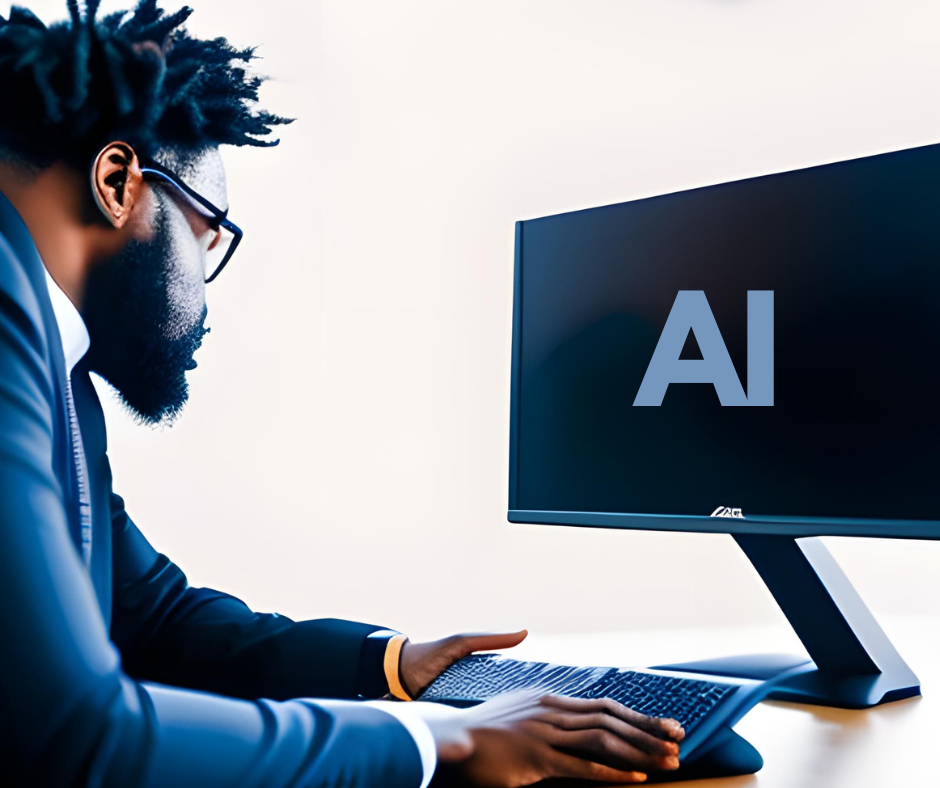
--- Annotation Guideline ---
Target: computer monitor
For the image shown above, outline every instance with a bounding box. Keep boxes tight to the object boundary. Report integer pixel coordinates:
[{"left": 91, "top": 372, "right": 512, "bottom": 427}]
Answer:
[
  {"left": 509, "top": 141, "right": 940, "bottom": 540},
  {"left": 508, "top": 141, "right": 933, "bottom": 708}
]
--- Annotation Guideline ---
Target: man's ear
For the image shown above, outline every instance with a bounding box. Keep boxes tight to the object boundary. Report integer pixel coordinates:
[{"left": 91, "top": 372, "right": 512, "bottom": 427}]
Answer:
[{"left": 90, "top": 142, "right": 144, "bottom": 229}]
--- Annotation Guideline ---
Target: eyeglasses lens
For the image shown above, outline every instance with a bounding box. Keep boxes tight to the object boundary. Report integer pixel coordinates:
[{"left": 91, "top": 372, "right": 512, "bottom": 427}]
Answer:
[{"left": 205, "top": 223, "right": 236, "bottom": 281}]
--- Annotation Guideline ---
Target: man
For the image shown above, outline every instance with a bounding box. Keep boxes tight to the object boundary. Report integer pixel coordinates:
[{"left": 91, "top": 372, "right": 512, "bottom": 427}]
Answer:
[{"left": 0, "top": 2, "right": 684, "bottom": 786}]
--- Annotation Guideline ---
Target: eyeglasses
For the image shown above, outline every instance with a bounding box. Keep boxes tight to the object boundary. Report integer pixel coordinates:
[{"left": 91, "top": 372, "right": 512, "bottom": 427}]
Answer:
[{"left": 139, "top": 158, "right": 242, "bottom": 283}]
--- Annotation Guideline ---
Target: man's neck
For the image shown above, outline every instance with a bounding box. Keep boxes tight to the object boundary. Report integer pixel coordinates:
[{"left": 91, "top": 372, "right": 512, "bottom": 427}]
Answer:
[{"left": 0, "top": 160, "right": 96, "bottom": 311}]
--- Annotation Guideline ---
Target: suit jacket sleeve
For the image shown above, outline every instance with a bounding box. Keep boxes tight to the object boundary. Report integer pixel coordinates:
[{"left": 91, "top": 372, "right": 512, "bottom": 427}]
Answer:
[
  {"left": 0, "top": 243, "right": 423, "bottom": 788},
  {"left": 109, "top": 491, "right": 390, "bottom": 701}
]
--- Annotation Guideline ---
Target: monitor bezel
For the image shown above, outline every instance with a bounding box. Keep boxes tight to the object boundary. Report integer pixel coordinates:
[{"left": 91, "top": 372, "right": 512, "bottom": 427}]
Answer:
[
  {"left": 507, "top": 150, "right": 940, "bottom": 541},
  {"left": 506, "top": 509, "right": 940, "bottom": 540}
]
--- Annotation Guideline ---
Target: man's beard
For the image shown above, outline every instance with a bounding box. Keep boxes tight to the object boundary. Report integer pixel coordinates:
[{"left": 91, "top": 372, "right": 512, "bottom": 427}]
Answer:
[{"left": 83, "top": 202, "right": 210, "bottom": 426}]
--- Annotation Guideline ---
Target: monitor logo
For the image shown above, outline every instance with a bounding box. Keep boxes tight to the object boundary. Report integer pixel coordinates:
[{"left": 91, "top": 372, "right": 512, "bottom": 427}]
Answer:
[
  {"left": 710, "top": 506, "right": 744, "bottom": 519},
  {"left": 634, "top": 291, "right": 774, "bottom": 407}
]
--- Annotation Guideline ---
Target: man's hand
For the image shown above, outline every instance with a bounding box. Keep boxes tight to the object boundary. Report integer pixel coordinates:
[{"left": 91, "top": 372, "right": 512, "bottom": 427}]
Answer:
[
  {"left": 398, "top": 630, "right": 528, "bottom": 698},
  {"left": 431, "top": 694, "right": 684, "bottom": 788}
]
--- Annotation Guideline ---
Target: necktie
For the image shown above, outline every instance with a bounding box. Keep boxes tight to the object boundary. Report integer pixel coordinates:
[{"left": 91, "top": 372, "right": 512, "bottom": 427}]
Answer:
[{"left": 64, "top": 373, "right": 93, "bottom": 566}]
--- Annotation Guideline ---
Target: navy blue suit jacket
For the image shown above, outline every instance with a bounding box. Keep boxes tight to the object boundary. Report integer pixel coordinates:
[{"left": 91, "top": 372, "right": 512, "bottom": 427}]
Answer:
[{"left": 0, "top": 191, "right": 423, "bottom": 787}]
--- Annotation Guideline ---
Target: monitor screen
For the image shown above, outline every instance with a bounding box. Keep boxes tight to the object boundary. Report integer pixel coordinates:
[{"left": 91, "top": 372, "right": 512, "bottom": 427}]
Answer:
[{"left": 510, "top": 142, "right": 940, "bottom": 536}]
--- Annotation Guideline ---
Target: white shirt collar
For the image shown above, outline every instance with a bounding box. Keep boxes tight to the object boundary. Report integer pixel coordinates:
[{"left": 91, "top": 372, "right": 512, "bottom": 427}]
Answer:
[{"left": 44, "top": 269, "right": 90, "bottom": 376}]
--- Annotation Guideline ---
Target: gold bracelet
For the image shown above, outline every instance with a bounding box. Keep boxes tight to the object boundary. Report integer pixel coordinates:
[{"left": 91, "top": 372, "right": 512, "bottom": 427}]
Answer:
[{"left": 384, "top": 634, "right": 413, "bottom": 701}]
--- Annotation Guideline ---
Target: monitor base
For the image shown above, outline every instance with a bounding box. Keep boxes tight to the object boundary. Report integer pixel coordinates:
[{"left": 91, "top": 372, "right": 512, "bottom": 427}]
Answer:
[
  {"left": 651, "top": 653, "right": 920, "bottom": 708},
  {"left": 655, "top": 534, "right": 921, "bottom": 709}
]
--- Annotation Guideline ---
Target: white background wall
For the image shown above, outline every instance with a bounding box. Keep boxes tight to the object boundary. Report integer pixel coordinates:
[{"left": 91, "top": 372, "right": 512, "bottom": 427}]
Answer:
[{"left": 17, "top": 0, "right": 940, "bottom": 643}]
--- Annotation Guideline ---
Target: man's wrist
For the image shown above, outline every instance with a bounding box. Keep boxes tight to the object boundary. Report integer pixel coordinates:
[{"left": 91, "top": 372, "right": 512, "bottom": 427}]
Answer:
[
  {"left": 384, "top": 633, "right": 413, "bottom": 701},
  {"left": 357, "top": 629, "right": 415, "bottom": 701},
  {"left": 357, "top": 629, "right": 399, "bottom": 699}
]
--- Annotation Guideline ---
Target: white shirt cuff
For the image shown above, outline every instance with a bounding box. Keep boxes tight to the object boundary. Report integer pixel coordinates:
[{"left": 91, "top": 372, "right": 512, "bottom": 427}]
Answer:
[{"left": 364, "top": 701, "right": 437, "bottom": 788}]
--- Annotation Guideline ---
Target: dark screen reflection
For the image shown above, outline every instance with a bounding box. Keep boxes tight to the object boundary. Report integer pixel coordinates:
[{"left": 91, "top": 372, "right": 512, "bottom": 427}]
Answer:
[{"left": 516, "top": 143, "right": 940, "bottom": 521}]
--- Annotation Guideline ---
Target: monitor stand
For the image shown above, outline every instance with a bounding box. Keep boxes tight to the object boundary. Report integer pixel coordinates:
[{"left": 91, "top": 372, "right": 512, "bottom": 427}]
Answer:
[{"left": 648, "top": 534, "right": 921, "bottom": 781}]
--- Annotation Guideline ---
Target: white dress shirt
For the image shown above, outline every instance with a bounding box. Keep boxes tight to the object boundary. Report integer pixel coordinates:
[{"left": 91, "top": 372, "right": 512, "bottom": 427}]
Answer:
[
  {"left": 44, "top": 270, "right": 89, "bottom": 375},
  {"left": 42, "top": 269, "right": 437, "bottom": 788},
  {"left": 365, "top": 702, "right": 437, "bottom": 787}
]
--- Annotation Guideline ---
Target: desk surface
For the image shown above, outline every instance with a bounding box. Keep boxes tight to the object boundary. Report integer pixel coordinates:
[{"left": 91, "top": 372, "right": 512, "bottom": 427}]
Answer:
[{"left": 497, "top": 615, "right": 938, "bottom": 787}]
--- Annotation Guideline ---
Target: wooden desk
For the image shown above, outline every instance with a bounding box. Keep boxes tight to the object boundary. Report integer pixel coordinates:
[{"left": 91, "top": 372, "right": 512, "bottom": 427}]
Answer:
[{"left": 482, "top": 616, "right": 939, "bottom": 787}]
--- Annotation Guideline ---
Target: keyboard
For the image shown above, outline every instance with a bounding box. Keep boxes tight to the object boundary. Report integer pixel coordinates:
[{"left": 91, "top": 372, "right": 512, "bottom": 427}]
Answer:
[{"left": 418, "top": 654, "right": 739, "bottom": 736}]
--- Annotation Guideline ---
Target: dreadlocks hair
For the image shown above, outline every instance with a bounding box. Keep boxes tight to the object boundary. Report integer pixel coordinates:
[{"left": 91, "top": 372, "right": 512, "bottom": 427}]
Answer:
[{"left": 0, "top": 1, "right": 292, "bottom": 169}]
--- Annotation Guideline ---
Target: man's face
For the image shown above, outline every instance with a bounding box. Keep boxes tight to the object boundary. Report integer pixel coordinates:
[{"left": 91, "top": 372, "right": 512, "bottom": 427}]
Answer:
[{"left": 83, "top": 147, "right": 229, "bottom": 425}]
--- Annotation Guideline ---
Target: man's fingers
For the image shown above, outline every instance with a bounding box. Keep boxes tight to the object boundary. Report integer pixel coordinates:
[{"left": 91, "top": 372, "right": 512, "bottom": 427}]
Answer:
[
  {"left": 523, "top": 720, "right": 679, "bottom": 772},
  {"left": 540, "top": 694, "right": 685, "bottom": 742},
  {"left": 450, "top": 630, "right": 529, "bottom": 656},
  {"left": 534, "top": 709, "right": 679, "bottom": 758},
  {"left": 545, "top": 747, "right": 649, "bottom": 783}
]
